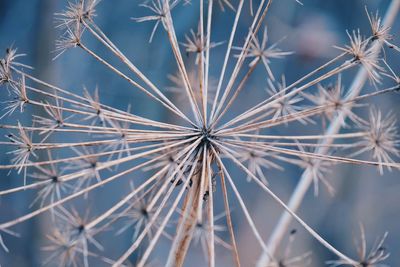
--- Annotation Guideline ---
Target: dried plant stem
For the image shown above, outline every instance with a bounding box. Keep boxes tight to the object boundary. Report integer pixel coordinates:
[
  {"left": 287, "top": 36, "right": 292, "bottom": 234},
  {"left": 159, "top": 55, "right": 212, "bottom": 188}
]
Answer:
[
  {"left": 256, "top": 1, "right": 400, "bottom": 265},
  {"left": 168, "top": 169, "right": 202, "bottom": 266},
  {"left": 206, "top": 152, "right": 216, "bottom": 267},
  {"left": 165, "top": 146, "right": 210, "bottom": 267}
]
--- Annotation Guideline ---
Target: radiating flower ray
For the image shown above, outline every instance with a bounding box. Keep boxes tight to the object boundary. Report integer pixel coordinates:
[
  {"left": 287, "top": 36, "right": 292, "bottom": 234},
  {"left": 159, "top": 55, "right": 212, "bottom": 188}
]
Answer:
[
  {"left": 79, "top": 40, "right": 199, "bottom": 126},
  {"left": 216, "top": 59, "right": 358, "bottom": 131},
  {"left": 160, "top": 0, "right": 206, "bottom": 126},
  {"left": 219, "top": 63, "right": 355, "bottom": 129},
  {"left": 67, "top": 137, "right": 202, "bottom": 236},
  {"left": 218, "top": 137, "right": 336, "bottom": 196},
  {"left": 219, "top": 20, "right": 392, "bottom": 130},
  {"left": 2, "top": 74, "right": 192, "bottom": 133}
]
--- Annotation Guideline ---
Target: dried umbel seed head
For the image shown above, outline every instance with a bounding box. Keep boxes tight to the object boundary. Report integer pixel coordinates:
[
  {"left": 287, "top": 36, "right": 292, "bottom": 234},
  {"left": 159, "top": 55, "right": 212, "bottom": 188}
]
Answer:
[
  {"left": 1, "top": 1, "right": 400, "bottom": 267},
  {"left": 0, "top": 47, "right": 30, "bottom": 86},
  {"left": 335, "top": 29, "right": 385, "bottom": 84},
  {"left": 352, "top": 108, "right": 399, "bottom": 174}
]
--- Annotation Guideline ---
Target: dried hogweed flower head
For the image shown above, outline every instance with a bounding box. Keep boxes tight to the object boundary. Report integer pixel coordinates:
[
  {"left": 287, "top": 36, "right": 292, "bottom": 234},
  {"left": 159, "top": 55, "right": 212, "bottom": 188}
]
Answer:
[{"left": 1, "top": 1, "right": 400, "bottom": 266}]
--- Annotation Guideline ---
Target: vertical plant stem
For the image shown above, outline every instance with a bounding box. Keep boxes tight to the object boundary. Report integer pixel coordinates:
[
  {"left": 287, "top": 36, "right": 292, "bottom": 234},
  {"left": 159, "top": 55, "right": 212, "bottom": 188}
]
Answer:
[{"left": 166, "top": 159, "right": 203, "bottom": 266}]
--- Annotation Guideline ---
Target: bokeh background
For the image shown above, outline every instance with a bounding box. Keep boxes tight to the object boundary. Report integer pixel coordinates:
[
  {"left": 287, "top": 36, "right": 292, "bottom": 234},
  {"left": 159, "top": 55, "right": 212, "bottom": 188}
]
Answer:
[{"left": 1, "top": 0, "right": 400, "bottom": 266}]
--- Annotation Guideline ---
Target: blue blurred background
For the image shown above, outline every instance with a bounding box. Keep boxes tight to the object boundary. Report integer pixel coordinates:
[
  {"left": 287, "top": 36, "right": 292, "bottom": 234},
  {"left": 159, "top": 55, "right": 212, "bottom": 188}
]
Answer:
[{"left": 1, "top": 0, "right": 400, "bottom": 266}]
